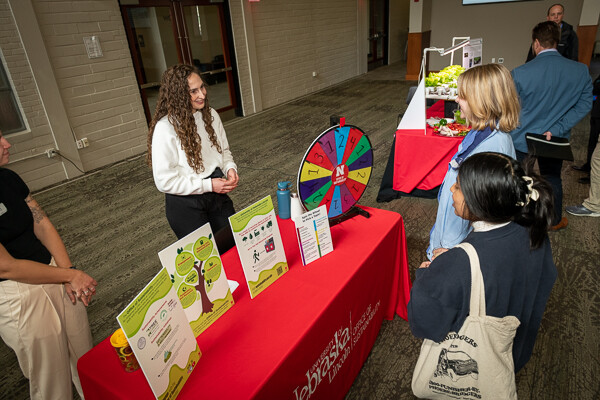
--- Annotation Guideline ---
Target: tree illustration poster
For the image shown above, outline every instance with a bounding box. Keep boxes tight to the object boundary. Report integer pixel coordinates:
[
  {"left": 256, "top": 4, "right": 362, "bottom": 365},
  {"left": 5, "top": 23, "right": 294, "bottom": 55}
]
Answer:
[
  {"left": 158, "top": 223, "right": 235, "bottom": 337},
  {"left": 117, "top": 268, "right": 200, "bottom": 400},
  {"left": 229, "top": 195, "right": 288, "bottom": 298}
]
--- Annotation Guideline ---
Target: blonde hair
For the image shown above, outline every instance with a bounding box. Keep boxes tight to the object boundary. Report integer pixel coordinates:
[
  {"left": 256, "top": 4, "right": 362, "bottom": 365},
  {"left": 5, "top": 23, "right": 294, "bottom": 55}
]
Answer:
[{"left": 457, "top": 64, "right": 520, "bottom": 132}]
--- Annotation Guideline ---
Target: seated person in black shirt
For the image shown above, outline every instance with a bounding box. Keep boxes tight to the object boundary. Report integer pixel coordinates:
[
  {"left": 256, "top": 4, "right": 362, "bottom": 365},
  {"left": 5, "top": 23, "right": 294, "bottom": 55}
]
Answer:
[{"left": 0, "top": 129, "right": 97, "bottom": 399}]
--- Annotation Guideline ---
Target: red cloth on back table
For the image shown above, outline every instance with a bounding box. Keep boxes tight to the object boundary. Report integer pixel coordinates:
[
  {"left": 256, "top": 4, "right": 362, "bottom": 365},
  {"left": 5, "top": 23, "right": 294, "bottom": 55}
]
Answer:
[
  {"left": 78, "top": 206, "right": 411, "bottom": 400},
  {"left": 393, "top": 100, "right": 464, "bottom": 193}
]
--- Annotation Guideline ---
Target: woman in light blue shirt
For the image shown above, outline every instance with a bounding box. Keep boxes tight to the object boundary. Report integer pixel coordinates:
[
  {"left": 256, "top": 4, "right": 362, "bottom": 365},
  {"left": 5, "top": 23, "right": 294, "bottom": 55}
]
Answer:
[{"left": 427, "top": 64, "right": 518, "bottom": 260}]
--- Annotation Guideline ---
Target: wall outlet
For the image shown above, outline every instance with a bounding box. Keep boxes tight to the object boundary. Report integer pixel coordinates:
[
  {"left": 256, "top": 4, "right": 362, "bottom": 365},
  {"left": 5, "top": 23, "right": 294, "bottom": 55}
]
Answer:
[
  {"left": 76, "top": 138, "right": 90, "bottom": 149},
  {"left": 491, "top": 57, "right": 496, "bottom": 63},
  {"left": 498, "top": 58, "right": 504, "bottom": 64},
  {"left": 312, "top": 71, "right": 318, "bottom": 77},
  {"left": 45, "top": 149, "right": 57, "bottom": 158}
]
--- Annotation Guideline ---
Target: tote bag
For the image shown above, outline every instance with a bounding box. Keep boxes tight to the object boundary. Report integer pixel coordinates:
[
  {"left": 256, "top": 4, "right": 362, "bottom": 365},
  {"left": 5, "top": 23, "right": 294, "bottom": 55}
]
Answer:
[{"left": 411, "top": 243, "right": 520, "bottom": 399}]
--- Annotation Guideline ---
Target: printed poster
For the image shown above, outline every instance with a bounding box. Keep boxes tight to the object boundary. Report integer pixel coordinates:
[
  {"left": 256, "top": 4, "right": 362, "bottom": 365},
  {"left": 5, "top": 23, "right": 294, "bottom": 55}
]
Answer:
[
  {"left": 229, "top": 196, "right": 288, "bottom": 298},
  {"left": 294, "top": 205, "right": 334, "bottom": 265},
  {"left": 158, "top": 223, "right": 234, "bottom": 337},
  {"left": 117, "top": 268, "right": 200, "bottom": 400},
  {"left": 462, "top": 38, "right": 483, "bottom": 69}
]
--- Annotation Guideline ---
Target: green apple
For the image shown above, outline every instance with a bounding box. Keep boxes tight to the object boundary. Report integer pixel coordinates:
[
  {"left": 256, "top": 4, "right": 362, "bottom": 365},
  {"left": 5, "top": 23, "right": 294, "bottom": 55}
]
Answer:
[
  {"left": 184, "top": 269, "right": 199, "bottom": 285},
  {"left": 177, "top": 283, "right": 197, "bottom": 309},
  {"left": 193, "top": 237, "right": 213, "bottom": 260},
  {"left": 174, "top": 251, "right": 194, "bottom": 276},
  {"left": 204, "top": 256, "right": 222, "bottom": 283}
]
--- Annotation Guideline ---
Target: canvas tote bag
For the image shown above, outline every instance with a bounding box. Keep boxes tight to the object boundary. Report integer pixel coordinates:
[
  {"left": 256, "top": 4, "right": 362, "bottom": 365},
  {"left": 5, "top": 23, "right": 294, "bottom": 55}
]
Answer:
[{"left": 411, "top": 243, "right": 520, "bottom": 399}]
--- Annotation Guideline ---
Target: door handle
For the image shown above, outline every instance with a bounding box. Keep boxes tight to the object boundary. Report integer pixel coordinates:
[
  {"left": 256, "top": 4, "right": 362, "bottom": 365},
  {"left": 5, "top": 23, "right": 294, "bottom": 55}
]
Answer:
[
  {"left": 201, "top": 67, "right": 232, "bottom": 76},
  {"left": 140, "top": 82, "right": 161, "bottom": 89}
]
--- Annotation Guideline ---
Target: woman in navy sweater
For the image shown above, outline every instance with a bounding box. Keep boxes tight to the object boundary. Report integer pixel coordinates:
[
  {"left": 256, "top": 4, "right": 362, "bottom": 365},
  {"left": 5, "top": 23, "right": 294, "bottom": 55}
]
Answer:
[{"left": 408, "top": 152, "right": 557, "bottom": 372}]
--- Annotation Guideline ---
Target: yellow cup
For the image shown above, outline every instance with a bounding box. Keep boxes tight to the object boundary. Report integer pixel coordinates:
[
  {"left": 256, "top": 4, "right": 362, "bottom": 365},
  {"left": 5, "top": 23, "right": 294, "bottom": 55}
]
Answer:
[{"left": 110, "top": 328, "right": 140, "bottom": 373}]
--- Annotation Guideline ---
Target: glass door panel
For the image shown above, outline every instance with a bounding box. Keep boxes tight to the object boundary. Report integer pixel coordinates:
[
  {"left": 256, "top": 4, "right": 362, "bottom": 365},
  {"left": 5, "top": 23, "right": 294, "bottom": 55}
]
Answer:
[
  {"left": 182, "top": 4, "right": 232, "bottom": 110},
  {"left": 121, "top": 0, "right": 237, "bottom": 121},
  {"left": 367, "top": 0, "right": 387, "bottom": 71},
  {"left": 126, "top": 6, "right": 180, "bottom": 118}
]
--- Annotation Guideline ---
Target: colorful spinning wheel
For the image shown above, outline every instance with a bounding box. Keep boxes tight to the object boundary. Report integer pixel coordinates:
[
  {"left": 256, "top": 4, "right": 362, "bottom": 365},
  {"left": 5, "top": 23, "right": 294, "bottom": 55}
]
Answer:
[{"left": 297, "top": 124, "right": 373, "bottom": 219}]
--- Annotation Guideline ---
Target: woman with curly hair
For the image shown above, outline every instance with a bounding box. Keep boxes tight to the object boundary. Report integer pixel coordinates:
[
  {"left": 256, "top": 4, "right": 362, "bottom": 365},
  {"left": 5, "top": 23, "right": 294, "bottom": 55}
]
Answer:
[{"left": 148, "top": 64, "right": 239, "bottom": 243}]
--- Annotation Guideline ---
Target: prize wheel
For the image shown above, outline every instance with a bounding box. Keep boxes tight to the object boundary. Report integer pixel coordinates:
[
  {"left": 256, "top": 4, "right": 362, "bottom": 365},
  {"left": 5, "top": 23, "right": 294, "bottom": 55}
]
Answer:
[{"left": 297, "top": 124, "right": 373, "bottom": 219}]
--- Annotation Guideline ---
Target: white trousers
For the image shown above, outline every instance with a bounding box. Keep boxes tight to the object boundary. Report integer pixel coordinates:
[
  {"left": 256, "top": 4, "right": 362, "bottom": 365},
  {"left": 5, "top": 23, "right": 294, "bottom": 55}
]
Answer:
[{"left": 0, "top": 279, "right": 93, "bottom": 400}]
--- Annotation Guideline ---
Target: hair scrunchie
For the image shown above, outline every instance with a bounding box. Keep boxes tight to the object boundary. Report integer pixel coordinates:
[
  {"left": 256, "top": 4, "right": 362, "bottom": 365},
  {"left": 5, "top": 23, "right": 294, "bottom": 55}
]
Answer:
[{"left": 516, "top": 176, "right": 539, "bottom": 206}]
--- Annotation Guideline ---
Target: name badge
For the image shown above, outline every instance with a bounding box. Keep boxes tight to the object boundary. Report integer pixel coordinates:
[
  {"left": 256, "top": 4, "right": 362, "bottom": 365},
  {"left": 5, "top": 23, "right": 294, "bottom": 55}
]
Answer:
[{"left": 0, "top": 202, "right": 7, "bottom": 216}]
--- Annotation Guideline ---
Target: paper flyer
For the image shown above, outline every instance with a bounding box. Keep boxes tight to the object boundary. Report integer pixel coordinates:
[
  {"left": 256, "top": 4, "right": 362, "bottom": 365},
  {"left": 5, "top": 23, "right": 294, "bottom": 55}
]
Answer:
[
  {"left": 117, "top": 268, "right": 200, "bottom": 400},
  {"left": 229, "top": 195, "right": 288, "bottom": 298},
  {"left": 158, "top": 223, "right": 234, "bottom": 337},
  {"left": 294, "top": 205, "right": 334, "bottom": 265},
  {"left": 462, "top": 38, "right": 483, "bottom": 69}
]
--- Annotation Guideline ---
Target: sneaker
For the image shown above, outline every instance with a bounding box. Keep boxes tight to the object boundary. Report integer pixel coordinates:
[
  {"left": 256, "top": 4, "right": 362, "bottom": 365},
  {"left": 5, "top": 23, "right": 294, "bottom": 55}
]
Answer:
[
  {"left": 549, "top": 217, "right": 568, "bottom": 231},
  {"left": 578, "top": 177, "right": 590, "bottom": 184},
  {"left": 572, "top": 164, "right": 591, "bottom": 172},
  {"left": 566, "top": 204, "right": 600, "bottom": 217}
]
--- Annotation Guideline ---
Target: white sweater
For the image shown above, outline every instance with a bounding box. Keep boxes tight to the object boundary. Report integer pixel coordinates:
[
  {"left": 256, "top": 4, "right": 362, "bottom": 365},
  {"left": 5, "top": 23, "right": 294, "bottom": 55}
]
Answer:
[{"left": 151, "top": 108, "right": 237, "bottom": 195}]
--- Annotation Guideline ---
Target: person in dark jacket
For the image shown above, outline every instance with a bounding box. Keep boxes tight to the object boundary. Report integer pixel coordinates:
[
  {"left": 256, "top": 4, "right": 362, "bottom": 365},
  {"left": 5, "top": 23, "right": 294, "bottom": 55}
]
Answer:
[
  {"left": 526, "top": 3, "right": 578, "bottom": 62},
  {"left": 408, "top": 152, "right": 557, "bottom": 373}
]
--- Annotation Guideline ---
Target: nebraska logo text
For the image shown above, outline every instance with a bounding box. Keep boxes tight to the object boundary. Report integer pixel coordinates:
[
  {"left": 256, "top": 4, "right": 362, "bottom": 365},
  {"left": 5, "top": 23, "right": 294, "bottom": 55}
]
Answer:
[{"left": 293, "top": 302, "right": 380, "bottom": 400}]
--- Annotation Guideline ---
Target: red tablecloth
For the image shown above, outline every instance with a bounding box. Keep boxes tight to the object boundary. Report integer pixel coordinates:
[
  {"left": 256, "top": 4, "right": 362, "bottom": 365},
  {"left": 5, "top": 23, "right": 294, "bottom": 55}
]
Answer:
[
  {"left": 393, "top": 101, "right": 464, "bottom": 193},
  {"left": 78, "top": 206, "right": 410, "bottom": 400}
]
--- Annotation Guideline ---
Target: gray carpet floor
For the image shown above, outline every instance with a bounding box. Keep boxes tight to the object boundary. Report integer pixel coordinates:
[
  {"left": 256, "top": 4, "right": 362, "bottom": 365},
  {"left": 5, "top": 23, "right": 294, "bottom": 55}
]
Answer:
[{"left": 1, "top": 61, "right": 599, "bottom": 399}]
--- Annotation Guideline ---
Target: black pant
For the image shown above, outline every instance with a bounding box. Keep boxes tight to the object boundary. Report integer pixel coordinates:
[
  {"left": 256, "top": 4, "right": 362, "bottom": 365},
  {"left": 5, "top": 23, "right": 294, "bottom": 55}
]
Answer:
[
  {"left": 586, "top": 118, "right": 600, "bottom": 167},
  {"left": 164, "top": 168, "right": 234, "bottom": 239},
  {"left": 165, "top": 191, "right": 235, "bottom": 240},
  {"left": 517, "top": 150, "right": 562, "bottom": 225}
]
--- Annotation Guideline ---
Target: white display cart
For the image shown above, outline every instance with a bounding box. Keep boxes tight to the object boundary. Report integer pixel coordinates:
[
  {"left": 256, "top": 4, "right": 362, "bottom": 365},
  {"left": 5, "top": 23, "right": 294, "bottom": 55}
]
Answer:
[{"left": 398, "top": 37, "right": 482, "bottom": 132}]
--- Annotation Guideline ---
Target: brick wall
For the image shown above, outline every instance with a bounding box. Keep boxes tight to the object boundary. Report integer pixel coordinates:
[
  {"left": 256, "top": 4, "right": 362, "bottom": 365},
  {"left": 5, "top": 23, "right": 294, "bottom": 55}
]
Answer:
[
  {"left": 32, "top": 0, "right": 147, "bottom": 172},
  {"left": 1, "top": 0, "right": 147, "bottom": 190},
  {"left": 2, "top": 0, "right": 366, "bottom": 189},
  {"left": 0, "top": 0, "right": 60, "bottom": 187},
  {"left": 229, "top": 0, "right": 361, "bottom": 112}
]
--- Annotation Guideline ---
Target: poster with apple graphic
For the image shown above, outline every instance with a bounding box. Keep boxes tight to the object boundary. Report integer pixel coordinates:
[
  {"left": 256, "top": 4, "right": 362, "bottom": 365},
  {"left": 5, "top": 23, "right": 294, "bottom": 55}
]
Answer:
[
  {"left": 229, "top": 195, "right": 288, "bottom": 298},
  {"left": 158, "top": 223, "right": 234, "bottom": 337},
  {"left": 117, "top": 268, "right": 200, "bottom": 400}
]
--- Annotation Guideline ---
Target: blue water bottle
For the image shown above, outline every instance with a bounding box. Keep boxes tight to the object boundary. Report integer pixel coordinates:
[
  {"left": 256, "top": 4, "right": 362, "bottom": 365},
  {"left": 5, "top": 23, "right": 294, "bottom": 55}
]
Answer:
[{"left": 277, "top": 181, "right": 291, "bottom": 219}]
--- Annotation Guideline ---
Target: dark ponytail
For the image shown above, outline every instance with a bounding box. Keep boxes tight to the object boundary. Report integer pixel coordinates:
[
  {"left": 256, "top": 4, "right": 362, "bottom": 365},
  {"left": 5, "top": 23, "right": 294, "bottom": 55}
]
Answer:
[
  {"left": 458, "top": 152, "right": 553, "bottom": 249},
  {"left": 514, "top": 156, "right": 554, "bottom": 248}
]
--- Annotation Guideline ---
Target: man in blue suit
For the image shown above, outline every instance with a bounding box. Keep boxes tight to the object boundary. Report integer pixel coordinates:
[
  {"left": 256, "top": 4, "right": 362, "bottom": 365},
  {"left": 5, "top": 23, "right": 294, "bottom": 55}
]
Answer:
[{"left": 510, "top": 21, "right": 592, "bottom": 231}]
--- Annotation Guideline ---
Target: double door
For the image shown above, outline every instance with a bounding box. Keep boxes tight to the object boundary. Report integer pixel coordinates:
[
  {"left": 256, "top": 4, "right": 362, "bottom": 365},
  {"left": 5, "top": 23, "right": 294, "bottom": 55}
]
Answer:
[{"left": 120, "top": 0, "right": 237, "bottom": 122}]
